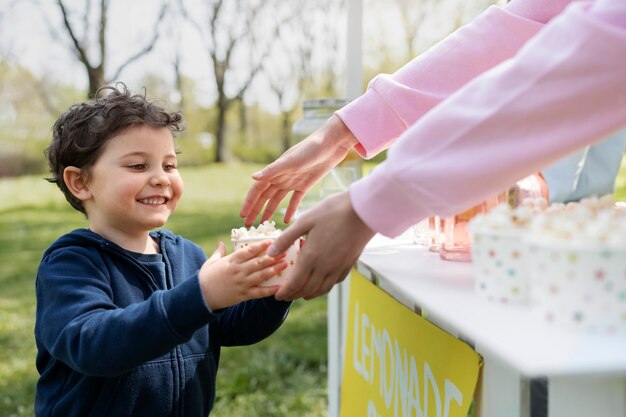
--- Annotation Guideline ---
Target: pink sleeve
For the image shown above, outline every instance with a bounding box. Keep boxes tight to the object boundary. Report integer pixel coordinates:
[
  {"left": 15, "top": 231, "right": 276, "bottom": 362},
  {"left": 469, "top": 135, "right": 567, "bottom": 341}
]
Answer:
[
  {"left": 336, "top": 0, "right": 572, "bottom": 158},
  {"left": 350, "top": 0, "right": 626, "bottom": 237}
]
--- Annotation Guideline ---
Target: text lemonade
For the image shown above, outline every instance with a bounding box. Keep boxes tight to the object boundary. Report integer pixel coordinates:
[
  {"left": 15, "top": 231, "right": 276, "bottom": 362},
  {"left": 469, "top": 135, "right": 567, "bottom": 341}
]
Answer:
[{"left": 352, "top": 301, "right": 464, "bottom": 417}]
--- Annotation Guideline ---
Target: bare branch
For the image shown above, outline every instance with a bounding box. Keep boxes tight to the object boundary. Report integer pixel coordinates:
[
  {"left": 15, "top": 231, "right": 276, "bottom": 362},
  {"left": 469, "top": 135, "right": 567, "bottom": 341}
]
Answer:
[
  {"left": 26, "top": 76, "right": 64, "bottom": 117},
  {"left": 110, "top": 1, "right": 169, "bottom": 81},
  {"left": 177, "top": 0, "right": 213, "bottom": 52},
  {"left": 56, "top": 0, "right": 91, "bottom": 67},
  {"left": 84, "top": 0, "right": 93, "bottom": 40},
  {"left": 98, "top": 0, "right": 107, "bottom": 68}
]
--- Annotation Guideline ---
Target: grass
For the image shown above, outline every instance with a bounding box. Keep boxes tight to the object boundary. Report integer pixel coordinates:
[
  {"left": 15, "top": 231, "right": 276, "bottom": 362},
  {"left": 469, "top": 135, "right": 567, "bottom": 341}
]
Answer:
[
  {"left": 614, "top": 156, "right": 626, "bottom": 202},
  {"left": 0, "top": 162, "right": 328, "bottom": 417},
  {"left": 1, "top": 157, "right": 625, "bottom": 417}
]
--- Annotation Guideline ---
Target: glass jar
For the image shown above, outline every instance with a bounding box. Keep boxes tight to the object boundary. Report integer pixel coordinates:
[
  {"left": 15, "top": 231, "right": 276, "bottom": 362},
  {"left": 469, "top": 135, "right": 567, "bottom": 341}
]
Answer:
[
  {"left": 292, "top": 99, "right": 349, "bottom": 141},
  {"left": 506, "top": 172, "right": 549, "bottom": 207},
  {"left": 428, "top": 216, "right": 444, "bottom": 252},
  {"left": 292, "top": 99, "right": 362, "bottom": 176},
  {"left": 292, "top": 99, "right": 363, "bottom": 207},
  {"left": 438, "top": 172, "right": 549, "bottom": 262},
  {"left": 439, "top": 193, "right": 505, "bottom": 262}
]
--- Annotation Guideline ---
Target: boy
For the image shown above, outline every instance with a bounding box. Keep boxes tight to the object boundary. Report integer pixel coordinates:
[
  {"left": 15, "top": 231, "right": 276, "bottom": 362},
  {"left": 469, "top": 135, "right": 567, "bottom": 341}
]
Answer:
[{"left": 35, "top": 84, "right": 290, "bottom": 417}]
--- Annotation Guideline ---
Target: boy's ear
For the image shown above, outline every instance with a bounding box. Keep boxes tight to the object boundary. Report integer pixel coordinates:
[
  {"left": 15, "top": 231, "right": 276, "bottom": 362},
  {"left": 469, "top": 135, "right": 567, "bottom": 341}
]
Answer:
[{"left": 63, "top": 166, "right": 92, "bottom": 201}]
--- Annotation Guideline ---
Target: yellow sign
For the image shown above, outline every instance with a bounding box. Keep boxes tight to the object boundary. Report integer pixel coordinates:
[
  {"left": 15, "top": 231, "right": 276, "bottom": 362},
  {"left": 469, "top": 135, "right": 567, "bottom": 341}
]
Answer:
[{"left": 340, "top": 271, "right": 481, "bottom": 417}]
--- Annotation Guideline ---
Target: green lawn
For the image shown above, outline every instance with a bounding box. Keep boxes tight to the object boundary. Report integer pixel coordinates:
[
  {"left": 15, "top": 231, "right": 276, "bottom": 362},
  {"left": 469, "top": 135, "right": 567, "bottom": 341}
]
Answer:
[
  {"left": 1, "top": 158, "right": 625, "bottom": 417},
  {"left": 0, "top": 163, "right": 328, "bottom": 417}
]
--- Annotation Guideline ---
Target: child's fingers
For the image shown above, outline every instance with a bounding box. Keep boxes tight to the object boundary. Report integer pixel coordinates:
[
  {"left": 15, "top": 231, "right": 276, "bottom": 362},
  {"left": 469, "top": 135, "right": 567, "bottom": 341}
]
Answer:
[
  {"left": 207, "top": 241, "right": 226, "bottom": 263},
  {"left": 246, "top": 284, "right": 281, "bottom": 299},
  {"left": 249, "top": 260, "right": 288, "bottom": 286},
  {"left": 233, "top": 240, "right": 274, "bottom": 261},
  {"left": 244, "top": 252, "right": 287, "bottom": 273}
]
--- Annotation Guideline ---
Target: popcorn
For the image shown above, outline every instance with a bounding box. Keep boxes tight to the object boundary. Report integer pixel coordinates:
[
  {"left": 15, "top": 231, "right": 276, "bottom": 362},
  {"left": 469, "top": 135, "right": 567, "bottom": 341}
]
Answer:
[
  {"left": 469, "top": 194, "right": 626, "bottom": 330},
  {"left": 231, "top": 220, "right": 281, "bottom": 240},
  {"left": 529, "top": 195, "right": 626, "bottom": 246},
  {"left": 230, "top": 221, "right": 301, "bottom": 287},
  {"left": 469, "top": 198, "right": 548, "bottom": 232},
  {"left": 470, "top": 195, "right": 626, "bottom": 245}
]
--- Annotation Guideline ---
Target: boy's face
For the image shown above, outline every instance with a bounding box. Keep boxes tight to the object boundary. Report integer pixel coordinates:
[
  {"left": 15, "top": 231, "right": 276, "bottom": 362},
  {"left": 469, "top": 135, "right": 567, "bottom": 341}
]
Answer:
[{"left": 83, "top": 124, "right": 183, "bottom": 237}]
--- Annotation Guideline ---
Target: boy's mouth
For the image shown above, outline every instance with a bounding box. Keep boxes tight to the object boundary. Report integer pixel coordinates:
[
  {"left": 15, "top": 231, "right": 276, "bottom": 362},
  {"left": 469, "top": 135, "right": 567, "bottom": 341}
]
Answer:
[{"left": 138, "top": 197, "right": 168, "bottom": 205}]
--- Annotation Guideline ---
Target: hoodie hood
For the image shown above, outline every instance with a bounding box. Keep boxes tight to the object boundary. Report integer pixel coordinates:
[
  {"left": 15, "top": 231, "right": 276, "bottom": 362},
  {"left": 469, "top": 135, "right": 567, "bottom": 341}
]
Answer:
[{"left": 42, "top": 228, "right": 177, "bottom": 259}]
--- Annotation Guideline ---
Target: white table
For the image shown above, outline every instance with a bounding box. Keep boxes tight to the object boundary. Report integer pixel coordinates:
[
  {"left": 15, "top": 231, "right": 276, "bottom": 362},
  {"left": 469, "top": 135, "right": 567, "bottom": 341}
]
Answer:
[{"left": 327, "top": 235, "right": 626, "bottom": 417}]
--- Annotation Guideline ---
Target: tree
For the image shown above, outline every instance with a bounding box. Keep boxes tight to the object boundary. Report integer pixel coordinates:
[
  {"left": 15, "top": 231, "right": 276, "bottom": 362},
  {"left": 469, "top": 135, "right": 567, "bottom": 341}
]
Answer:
[
  {"left": 49, "top": 0, "right": 169, "bottom": 98},
  {"left": 180, "top": 0, "right": 282, "bottom": 162},
  {"left": 392, "top": 0, "right": 436, "bottom": 61},
  {"left": 263, "top": 0, "right": 342, "bottom": 152},
  {"left": 363, "top": 0, "right": 505, "bottom": 80}
]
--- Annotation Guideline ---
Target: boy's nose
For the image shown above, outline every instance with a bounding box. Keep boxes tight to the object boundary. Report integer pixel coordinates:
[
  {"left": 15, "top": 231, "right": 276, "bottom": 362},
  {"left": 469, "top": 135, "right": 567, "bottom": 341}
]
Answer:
[{"left": 150, "top": 169, "right": 171, "bottom": 187}]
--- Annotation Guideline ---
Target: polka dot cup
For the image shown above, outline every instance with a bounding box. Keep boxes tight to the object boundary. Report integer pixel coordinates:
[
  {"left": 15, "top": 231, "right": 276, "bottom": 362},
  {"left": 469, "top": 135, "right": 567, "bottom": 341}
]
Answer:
[
  {"left": 232, "top": 237, "right": 301, "bottom": 287},
  {"left": 471, "top": 229, "right": 530, "bottom": 304},
  {"left": 528, "top": 240, "right": 626, "bottom": 333}
]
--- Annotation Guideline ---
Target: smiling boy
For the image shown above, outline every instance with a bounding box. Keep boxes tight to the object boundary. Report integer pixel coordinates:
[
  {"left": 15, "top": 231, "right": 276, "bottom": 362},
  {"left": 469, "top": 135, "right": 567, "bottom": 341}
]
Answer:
[{"left": 34, "top": 84, "right": 291, "bottom": 417}]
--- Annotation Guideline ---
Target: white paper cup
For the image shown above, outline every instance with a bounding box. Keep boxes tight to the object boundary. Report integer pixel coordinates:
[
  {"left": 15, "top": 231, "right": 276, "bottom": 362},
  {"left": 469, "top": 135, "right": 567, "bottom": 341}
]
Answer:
[
  {"left": 527, "top": 239, "right": 626, "bottom": 333},
  {"left": 471, "top": 228, "right": 530, "bottom": 304},
  {"left": 232, "top": 236, "right": 301, "bottom": 286}
]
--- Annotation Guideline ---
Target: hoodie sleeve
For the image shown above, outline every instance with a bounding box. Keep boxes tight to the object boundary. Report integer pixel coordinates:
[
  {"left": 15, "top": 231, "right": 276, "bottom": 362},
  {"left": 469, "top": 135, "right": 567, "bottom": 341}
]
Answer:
[
  {"left": 35, "top": 248, "right": 221, "bottom": 377},
  {"left": 336, "top": 0, "right": 572, "bottom": 158},
  {"left": 215, "top": 297, "right": 292, "bottom": 347},
  {"left": 349, "top": 0, "right": 626, "bottom": 237}
]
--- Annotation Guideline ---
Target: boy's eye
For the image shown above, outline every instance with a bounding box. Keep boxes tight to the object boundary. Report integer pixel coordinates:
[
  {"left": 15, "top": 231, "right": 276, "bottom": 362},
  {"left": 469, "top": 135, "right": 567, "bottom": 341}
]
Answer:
[
  {"left": 128, "top": 164, "right": 146, "bottom": 170},
  {"left": 164, "top": 164, "right": 177, "bottom": 171}
]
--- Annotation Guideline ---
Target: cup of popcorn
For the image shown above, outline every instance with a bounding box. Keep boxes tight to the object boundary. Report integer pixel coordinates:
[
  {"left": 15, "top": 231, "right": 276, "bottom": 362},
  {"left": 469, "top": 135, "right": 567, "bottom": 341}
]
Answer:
[
  {"left": 527, "top": 195, "right": 626, "bottom": 333},
  {"left": 231, "top": 221, "right": 301, "bottom": 287},
  {"left": 469, "top": 198, "right": 547, "bottom": 304}
]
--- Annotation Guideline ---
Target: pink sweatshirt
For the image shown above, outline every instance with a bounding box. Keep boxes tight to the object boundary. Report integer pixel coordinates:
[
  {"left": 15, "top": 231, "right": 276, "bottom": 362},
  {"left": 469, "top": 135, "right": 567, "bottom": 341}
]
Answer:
[{"left": 337, "top": 0, "right": 626, "bottom": 237}]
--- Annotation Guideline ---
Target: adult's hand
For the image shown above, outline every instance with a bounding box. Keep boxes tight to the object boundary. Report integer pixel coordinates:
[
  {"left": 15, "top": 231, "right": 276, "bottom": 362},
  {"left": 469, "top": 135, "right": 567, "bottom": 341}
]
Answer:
[
  {"left": 240, "top": 115, "right": 359, "bottom": 226},
  {"left": 267, "top": 191, "right": 376, "bottom": 301}
]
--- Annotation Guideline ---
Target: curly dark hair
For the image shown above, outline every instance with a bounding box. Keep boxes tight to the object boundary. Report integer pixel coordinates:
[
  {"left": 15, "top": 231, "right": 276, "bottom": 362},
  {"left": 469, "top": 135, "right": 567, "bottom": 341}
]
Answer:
[{"left": 45, "top": 83, "right": 184, "bottom": 215}]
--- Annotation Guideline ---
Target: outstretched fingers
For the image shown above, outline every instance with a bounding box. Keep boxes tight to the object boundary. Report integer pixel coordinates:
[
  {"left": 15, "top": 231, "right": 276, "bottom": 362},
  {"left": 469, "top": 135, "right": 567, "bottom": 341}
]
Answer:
[
  {"left": 284, "top": 191, "right": 306, "bottom": 224},
  {"left": 240, "top": 180, "right": 271, "bottom": 220},
  {"left": 260, "top": 189, "right": 289, "bottom": 224},
  {"left": 244, "top": 186, "right": 277, "bottom": 227}
]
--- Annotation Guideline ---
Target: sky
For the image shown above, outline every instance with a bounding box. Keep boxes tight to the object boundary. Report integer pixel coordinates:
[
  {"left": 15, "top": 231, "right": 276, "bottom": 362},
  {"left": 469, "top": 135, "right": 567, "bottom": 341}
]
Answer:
[
  {"left": 0, "top": 0, "right": 501, "bottom": 113},
  {"left": 0, "top": 0, "right": 215, "bottom": 103}
]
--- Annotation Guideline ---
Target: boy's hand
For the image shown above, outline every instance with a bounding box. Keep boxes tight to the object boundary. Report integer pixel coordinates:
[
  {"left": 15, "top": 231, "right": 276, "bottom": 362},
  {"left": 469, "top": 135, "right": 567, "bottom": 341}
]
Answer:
[
  {"left": 198, "top": 240, "right": 288, "bottom": 311},
  {"left": 206, "top": 241, "right": 226, "bottom": 263}
]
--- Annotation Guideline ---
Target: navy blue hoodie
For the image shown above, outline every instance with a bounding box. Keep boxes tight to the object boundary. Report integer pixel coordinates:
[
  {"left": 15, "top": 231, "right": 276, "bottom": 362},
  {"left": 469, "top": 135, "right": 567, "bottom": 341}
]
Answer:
[{"left": 34, "top": 228, "right": 291, "bottom": 417}]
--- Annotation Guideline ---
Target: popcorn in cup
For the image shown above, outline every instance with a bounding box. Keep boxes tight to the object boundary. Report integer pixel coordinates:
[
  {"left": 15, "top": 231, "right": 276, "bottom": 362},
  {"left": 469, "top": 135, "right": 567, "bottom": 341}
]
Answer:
[
  {"left": 526, "top": 197, "right": 626, "bottom": 333},
  {"left": 527, "top": 240, "right": 626, "bottom": 333},
  {"left": 231, "top": 221, "right": 301, "bottom": 287},
  {"left": 471, "top": 228, "right": 529, "bottom": 304},
  {"left": 469, "top": 200, "right": 547, "bottom": 305}
]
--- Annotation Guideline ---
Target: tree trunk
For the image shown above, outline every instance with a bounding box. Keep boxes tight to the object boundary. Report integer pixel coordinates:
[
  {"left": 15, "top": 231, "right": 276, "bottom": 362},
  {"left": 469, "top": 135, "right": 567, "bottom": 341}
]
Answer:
[
  {"left": 281, "top": 111, "right": 291, "bottom": 152},
  {"left": 87, "top": 66, "right": 106, "bottom": 98},
  {"left": 238, "top": 98, "right": 248, "bottom": 143},
  {"left": 214, "top": 97, "right": 228, "bottom": 162}
]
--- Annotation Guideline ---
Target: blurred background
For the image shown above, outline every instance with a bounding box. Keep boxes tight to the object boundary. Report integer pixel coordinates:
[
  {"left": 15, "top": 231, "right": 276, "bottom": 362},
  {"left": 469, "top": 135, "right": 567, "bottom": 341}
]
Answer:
[
  {"left": 0, "top": 0, "right": 503, "bottom": 173},
  {"left": 0, "top": 1, "right": 507, "bottom": 416}
]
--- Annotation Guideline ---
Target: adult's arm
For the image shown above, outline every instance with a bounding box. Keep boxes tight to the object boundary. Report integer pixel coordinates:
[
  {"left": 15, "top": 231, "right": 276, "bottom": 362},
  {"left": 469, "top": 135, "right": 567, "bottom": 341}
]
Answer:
[
  {"left": 337, "top": 0, "right": 572, "bottom": 158},
  {"left": 350, "top": 0, "right": 626, "bottom": 237},
  {"left": 241, "top": 0, "right": 571, "bottom": 226}
]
